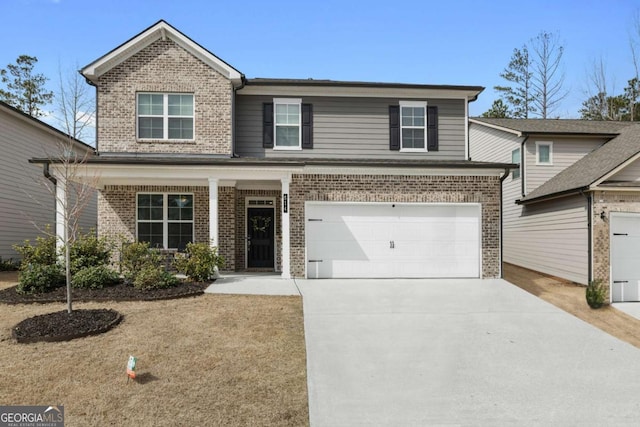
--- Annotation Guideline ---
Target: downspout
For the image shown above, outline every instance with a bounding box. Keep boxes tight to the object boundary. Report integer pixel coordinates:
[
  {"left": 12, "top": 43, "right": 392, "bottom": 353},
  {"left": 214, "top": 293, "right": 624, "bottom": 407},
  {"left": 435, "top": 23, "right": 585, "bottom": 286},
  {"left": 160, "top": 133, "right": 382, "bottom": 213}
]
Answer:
[
  {"left": 43, "top": 163, "right": 57, "bottom": 233},
  {"left": 580, "top": 189, "right": 593, "bottom": 284},
  {"left": 499, "top": 168, "right": 511, "bottom": 278},
  {"left": 520, "top": 136, "right": 529, "bottom": 197}
]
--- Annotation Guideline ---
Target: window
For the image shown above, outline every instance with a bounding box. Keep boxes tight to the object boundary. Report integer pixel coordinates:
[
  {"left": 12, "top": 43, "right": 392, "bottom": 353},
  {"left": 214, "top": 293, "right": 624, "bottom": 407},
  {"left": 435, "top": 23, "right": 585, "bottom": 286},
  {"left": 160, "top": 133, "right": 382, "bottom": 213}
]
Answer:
[
  {"left": 137, "top": 193, "right": 193, "bottom": 250},
  {"left": 400, "top": 101, "right": 427, "bottom": 151},
  {"left": 137, "top": 93, "right": 194, "bottom": 140},
  {"left": 536, "top": 141, "right": 553, "bottom": 165},
  {"left": 274, "top": 98, "right": 301, "bottom": 149},
  {"left": 511, "top": 148, "right": 521, "bottom": 179}
]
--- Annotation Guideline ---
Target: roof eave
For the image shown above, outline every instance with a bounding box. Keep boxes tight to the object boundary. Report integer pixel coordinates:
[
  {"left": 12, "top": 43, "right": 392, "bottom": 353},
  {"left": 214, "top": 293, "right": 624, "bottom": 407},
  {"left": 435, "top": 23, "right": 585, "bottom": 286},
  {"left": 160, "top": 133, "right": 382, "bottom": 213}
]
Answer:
[{"left": 516, "top": 187, "right": 588, "bottom": 205}]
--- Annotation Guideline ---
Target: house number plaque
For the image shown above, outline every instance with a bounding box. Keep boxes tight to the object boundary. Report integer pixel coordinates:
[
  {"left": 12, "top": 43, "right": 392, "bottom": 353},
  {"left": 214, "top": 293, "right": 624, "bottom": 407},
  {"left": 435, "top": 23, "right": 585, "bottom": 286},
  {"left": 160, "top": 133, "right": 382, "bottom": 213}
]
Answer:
[{"left": 283, "top": 194, "right": 288, "bottom": 213}]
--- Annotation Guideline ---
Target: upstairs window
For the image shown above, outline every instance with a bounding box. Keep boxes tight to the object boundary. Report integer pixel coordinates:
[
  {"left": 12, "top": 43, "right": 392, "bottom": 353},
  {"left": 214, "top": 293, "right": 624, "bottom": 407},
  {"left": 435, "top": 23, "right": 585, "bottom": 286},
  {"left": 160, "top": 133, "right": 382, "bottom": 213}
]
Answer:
[
  {"left": 512, "top": 148, "right": 521, "bottom": 179},
  {"left": 137, "top": 93, "right": 194, "bottom": 140},
  {"left": 400, "top": 101, "right": 427, "bottom": 151},
  {"left": 274, "top": 98, "right": 302, "bottom": 149},
  {"left": 536, "top": 141, "right": 553, "bottom": 165}
]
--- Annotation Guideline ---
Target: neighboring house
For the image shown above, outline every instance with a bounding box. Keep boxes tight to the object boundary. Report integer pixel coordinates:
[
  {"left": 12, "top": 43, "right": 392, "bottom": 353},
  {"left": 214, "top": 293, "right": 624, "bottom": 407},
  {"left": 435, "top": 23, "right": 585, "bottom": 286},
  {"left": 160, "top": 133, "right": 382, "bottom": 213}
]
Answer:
[
  {"left": 0, "top": 101, "right": 97, "bottom": 260},
  {"left": 36, "top": 20, "right": 513, "bottom": 280},
  {"left": 470, "top": 117, "right": 640, "bottom": 302}
]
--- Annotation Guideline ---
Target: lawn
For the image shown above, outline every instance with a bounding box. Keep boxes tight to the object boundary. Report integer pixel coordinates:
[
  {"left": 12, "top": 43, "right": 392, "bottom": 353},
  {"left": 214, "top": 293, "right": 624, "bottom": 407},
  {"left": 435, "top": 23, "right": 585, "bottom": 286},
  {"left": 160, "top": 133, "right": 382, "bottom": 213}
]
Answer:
[{"left": 0, "top": 272, "right": 309, "bottom": 426}]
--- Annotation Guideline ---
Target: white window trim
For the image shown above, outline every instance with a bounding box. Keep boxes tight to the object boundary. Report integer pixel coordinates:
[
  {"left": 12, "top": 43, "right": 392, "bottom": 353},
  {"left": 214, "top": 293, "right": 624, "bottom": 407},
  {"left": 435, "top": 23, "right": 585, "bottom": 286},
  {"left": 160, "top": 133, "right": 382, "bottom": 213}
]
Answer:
[
  {"left": 399, "top": 100, "right": 428, "bottom": 152},
  {"left": 511, "top": 147, "right": 521, "bottom": 179},
  {"left": 136, "top": 192, "right": 195, "bottom": 249},
  {"left": 536, "top": 141, "right": 553, "bottom": 165},
  {"left": 273, "top": 98, "right": 302, "bottom": 151},
  {"left": 137, "top": 93, "right": 195, "bottom": 141}
]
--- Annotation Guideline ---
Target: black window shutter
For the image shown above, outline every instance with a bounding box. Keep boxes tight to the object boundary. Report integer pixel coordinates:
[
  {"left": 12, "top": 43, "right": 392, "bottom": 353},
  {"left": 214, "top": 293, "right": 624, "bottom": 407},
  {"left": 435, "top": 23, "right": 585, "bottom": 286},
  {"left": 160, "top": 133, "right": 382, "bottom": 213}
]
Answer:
[
  {"left": 427, "top": 105, "right": 438, "bottom": 151},
  {"left": 302, "top": 103, "right": 313, "bottom": 149},
  {"left": 389, "top": 105, "right": 400, "bottom": 150},
  {"left": 263, "top": 103, "right": 274, "bottom": 148}
]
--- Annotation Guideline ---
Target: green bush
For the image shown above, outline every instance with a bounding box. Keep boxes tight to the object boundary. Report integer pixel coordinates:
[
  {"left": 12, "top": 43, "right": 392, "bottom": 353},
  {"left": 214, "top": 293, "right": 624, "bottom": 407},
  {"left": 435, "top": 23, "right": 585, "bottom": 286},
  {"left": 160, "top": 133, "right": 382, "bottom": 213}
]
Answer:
[
  {"left": 586, "top": 280, "right": 606, "bottom": 309},
  {"left": 16, "top": 264, "right": 65, "bottom": 294},
  {"left": 13, "top": 233, "right": 57, "bottom": 269},
  {"left": 69, "top": 231, "right": 112, "bottom": 275},
  {"left": 133, "top": 265, "right": 180, "bottom": 290},
  {"left": 0, "top": 257, "right": 19, "bottom": 271},
  {"left": 71, "top": 265, "right": 120, "bottom": 289},
  {"left": 120, "top": 241, "right": 163, "bottom": 283},
  {"left": 174, "top": 242, "right": 224, "bottom": 282}
]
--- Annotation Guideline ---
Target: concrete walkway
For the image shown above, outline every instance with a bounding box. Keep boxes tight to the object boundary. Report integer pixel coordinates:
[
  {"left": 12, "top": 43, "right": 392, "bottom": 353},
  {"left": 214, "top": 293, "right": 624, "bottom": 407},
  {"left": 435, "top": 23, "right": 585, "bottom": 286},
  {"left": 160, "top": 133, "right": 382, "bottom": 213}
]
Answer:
[
  {"left": 297, "top": 278, "right": 640, "bottom": 426},
  {"left": 204, "top": 272, "right": 300, "bottom": 296},
  {"left": 612, "top": 302, "right": 640, "bottom": 321}
]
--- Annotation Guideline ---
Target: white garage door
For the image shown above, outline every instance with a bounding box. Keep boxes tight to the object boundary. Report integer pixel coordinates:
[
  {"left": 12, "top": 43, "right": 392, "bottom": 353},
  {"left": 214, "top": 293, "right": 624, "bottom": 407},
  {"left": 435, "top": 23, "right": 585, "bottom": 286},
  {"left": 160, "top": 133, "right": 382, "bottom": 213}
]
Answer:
[
  {"left": 305, "top": 203, "right": 481, "bottom": 279},
  {"left": 611, "top": 213, "right": 640, "bottom": 302}
]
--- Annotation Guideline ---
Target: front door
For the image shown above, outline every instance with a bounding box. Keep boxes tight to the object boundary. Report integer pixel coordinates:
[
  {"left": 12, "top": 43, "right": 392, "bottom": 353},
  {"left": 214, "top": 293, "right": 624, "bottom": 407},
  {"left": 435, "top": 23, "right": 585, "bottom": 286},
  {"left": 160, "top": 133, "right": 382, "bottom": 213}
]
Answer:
[{"left": 247, "top": 207, "right": 275, "bottom": 268}]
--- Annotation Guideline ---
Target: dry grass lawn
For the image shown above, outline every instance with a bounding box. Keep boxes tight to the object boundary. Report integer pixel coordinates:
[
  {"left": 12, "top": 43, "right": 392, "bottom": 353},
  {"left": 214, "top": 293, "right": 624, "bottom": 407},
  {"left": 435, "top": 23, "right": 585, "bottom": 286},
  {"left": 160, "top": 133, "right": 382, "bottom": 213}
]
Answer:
[
  {"left": 504, "top": 263, "right": 640, "bottom": 349},
  {"left": 0, "top": 271, "right": 309, "bottom": 426}
]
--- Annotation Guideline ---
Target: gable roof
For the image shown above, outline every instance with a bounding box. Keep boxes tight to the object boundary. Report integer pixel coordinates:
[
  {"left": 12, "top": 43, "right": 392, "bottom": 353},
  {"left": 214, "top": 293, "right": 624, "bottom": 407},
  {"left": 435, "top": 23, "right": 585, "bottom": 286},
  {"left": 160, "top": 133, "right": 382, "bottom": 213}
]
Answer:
[
  {"left": 519, "top": 124, "right": 640, "bottom": 204},
  {"left": 81, "top": 20, "right": 244, "bottom": 87},
  {"left": 0, "top": 100, "right": 94, "bottom": 152},
  {"left": 470, "top": 117, "right": 633, "bottom": 137}
]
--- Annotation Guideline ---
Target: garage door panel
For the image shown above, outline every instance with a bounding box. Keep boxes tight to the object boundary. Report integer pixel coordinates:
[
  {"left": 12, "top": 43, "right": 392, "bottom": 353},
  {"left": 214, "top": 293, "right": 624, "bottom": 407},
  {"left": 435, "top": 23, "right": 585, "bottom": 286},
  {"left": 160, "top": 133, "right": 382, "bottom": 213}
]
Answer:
[{"left": 306, "top": 203, "right": 480, "bottom": 279}]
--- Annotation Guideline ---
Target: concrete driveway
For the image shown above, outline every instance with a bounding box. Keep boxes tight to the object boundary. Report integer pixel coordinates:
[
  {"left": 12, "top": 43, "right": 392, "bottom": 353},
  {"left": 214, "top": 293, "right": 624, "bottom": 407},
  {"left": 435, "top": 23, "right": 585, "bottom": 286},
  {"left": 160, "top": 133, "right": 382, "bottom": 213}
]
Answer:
[{"left": 296, "top": 278, "right": 640, "bottom": 426}]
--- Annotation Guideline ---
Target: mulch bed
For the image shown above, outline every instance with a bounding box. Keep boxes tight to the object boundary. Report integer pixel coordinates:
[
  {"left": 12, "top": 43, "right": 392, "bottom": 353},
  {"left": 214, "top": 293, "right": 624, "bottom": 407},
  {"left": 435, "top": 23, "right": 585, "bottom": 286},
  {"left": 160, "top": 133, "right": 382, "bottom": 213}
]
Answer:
[
  {"left": 0, "top": 280, "right": 209, "bottom": 304},
  {"left": 12, "top": 308, "right": 124, "bottom": 343}
]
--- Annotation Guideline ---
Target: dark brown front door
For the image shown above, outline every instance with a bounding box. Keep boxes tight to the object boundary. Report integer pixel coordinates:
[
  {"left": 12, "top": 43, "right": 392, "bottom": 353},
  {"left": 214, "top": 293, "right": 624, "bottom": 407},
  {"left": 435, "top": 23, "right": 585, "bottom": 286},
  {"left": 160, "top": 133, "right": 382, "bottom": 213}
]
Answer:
[{"left": 247, "top": 207, "right": 275, "bottom": 268}]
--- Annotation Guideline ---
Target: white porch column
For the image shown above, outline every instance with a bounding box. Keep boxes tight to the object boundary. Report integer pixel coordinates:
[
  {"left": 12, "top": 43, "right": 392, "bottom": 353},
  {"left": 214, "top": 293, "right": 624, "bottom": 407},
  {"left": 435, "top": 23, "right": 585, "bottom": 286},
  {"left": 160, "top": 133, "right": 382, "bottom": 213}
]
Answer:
[
  {"left": 208, "top": 178, "right": 219, "bottom": 247},
  {"left": 55, "top": 174, "right": 66, "bottom": 255},
  {"left": 281, "top": 176, "right": 291, "bottom": 279}
]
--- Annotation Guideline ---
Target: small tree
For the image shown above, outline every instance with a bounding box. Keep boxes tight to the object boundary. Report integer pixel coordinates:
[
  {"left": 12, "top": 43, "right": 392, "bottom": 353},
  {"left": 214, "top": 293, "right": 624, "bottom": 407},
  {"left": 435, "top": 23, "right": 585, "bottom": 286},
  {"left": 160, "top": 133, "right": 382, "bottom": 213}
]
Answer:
[
  {"left": 56, "top": 63, "right": 95, "bottom": 143},
  {"left": 0, "top": 55, "right": 53, "bottom": 117},
  {"left": 494, "top": 46, "right": 535, "bottom": 118}
]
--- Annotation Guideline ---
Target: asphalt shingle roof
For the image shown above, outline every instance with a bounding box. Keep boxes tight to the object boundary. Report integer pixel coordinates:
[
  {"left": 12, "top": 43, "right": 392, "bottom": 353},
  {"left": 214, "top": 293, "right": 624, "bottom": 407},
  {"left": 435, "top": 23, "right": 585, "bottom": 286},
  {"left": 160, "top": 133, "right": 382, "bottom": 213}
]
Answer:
[
  {"left": 520, "top": 124, "right": 640, "bottom": 203},
  {"left": 471, "top": 117, "right": 634, "bottom": 135}
]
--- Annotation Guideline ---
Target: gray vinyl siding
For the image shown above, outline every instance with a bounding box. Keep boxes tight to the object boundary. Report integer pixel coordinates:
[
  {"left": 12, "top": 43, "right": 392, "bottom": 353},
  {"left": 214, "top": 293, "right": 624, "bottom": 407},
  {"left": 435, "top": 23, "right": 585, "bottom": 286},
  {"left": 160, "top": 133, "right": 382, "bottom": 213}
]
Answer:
[
  {"left": 524, "top": 137, "right": 606, "bottom": 194},
  {"left": 235, "top": 96, "right": 466, "bottom": 160},
  {"left": 608, "top": 157, "right": 640, "bottom": 181},
  {"left": 0, "top": 109, "right": 97, "bottom": 260},
  {"left": 503, "top": 194, "right": 588, "bottom": 284},
  {"left": 469, "top": 123, "right": 523, "bottom": 163}
]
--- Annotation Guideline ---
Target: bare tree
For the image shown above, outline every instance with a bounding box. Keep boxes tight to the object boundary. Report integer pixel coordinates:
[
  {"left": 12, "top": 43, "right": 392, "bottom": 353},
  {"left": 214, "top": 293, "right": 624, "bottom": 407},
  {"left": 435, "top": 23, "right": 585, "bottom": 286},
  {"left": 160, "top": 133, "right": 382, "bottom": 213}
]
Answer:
[
  {"left": 580, "top": 58, "right": 626, "bottom": 120},
  {"left": 56, "top": 63, "right": 95, "bottom": 143},
  {"left": 530, "top": 31, "right": 569, "bottom": 118}
]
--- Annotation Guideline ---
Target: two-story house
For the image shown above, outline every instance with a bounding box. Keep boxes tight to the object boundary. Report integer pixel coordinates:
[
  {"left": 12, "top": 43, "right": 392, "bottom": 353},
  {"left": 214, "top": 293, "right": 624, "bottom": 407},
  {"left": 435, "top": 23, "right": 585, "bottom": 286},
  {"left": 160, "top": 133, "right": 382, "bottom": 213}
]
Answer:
[
  {"left": 470, "top": 117, "right": 640, "bottom": 302},
  {"left": 1, "top": 101, "right": 96, "bottom": 261},
  {"left": 36, "top": 20, "right": 513, "bottom": 280}
]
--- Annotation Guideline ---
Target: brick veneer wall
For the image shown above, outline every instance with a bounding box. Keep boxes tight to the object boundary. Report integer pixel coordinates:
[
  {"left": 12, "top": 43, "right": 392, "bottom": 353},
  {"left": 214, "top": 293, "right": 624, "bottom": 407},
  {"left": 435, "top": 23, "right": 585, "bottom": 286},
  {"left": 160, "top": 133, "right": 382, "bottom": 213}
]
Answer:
[
  {"left": 96, "top": 39, "right": 232, "bottom": 154},
  {"left": 592, "top": 191, "right": 640, "bottom": 288},
  {"left": 235, "top": 190, "right": 282, "bottom": 272},
  {"left": 288, "top": 174, "right": 501, "bottom": 278},
  {"left": 98, "top": 185, "right": 209, "bottom": 261},
  {"left": 218, "top": 187, "right": 236, "bottom": 271}
]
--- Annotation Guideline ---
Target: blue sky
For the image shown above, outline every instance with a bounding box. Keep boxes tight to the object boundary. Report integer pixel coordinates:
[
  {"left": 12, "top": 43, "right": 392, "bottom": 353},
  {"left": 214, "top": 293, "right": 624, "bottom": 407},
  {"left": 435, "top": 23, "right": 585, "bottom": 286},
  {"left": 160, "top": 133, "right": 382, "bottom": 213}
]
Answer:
[{"left": 3, "top": 0, "right": 640, "bottom": 137}]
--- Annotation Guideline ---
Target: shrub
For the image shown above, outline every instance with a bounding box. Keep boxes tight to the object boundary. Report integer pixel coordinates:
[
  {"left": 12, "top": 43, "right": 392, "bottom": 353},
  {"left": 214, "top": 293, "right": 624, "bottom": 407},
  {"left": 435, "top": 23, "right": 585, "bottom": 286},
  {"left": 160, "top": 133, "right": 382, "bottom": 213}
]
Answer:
[
  {"left": 120, "top": 242, "right": 163, "bottom": 283},
  {"left": 133, "top": 265, "right": 180, "bottom": 290},
  {"left": 0, "top": 257, "right": 19, "bottom": 271},
  {"left": 14, "top": 233, "right": 57, "bottom": 269},
  {"left": 174, "top": 242, "right": 224, "bottom": 282},
  {"left": 16, "top": 264, "right": 65, "bottom": 294},
  {"left": 586, "top": 280, "right": 606, "bottom": 309},
  {"left": 69, "top": 231, "right": 112, "bottom": 275},
  {"left": 71, "top": 265, "right": 120, "bottom": 289}
]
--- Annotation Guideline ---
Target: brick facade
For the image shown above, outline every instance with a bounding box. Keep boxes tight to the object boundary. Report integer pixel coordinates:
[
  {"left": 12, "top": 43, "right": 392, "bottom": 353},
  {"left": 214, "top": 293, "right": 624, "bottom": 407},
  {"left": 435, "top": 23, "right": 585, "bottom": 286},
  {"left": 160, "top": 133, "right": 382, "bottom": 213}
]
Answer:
[
  {"left": 592, "top": 191, "right": 640, "bottom": 287},
  {"left": 97, "top": 39, "right": 233, "bottom": 154},
  {"left": 288, "top": 174, "right": 501, "bottom": 278}
]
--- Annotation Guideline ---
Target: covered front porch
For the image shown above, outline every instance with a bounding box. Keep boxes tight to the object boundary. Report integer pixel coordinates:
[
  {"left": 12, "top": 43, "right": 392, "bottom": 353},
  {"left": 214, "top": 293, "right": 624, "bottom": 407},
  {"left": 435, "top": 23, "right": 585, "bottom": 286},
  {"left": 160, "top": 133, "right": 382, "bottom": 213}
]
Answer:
[{"left": 51, "top": 161, "right": 299, "bottom": 278}]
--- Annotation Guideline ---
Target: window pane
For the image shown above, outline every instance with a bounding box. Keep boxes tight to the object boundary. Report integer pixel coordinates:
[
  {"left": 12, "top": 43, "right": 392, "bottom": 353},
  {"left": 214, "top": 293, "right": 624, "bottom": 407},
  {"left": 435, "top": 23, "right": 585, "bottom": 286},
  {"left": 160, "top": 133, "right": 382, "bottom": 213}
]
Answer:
[
  {"left": 168, "top": 222, "right": 193, "bottom": 250},
  {"left": 402, "top": 128, "right": 425, "bottom": 149},
  {"left": 275, "top": 103, "right": 299, "bottom": 125},
  {"left": 401, "top": 107, "right": 425, "bottom": 126},
  {"left": 151, "top": 195, "right": 164, "bottom": 207},
  {"left": 138, "top": 94, "right": 163, "bottom": 115},
  {"left": 168, "top": 207, "right": 180, "bottom": 221},
  {"left": 275, "top": 126, "right": 299, "bottom": 147},
  {"left": 168, "top": 118, "right": 193, "bottom": 139},
  {"left": 139, "top": 117, "right": 163, "bottom": 139},
  {"left": 138, "top": 223, "right": 164, "bottom": 248},
  {"left": 168, "top": 94, "right": 193, "bottom": 116},
  {"left": 138, "top": 194, "right": 150, "bottom": 206},
  {"left": 138, "top": 207, "right": 150, "bottom": 220},
  {"left": 539, "top": 145, "right": 550, "bottom": 163},
  {"left": 512, "top": 149, "right": 520, "bottom": 179},
  {"left": 150, "top": 207, "right": 163, "bottom": 221}
]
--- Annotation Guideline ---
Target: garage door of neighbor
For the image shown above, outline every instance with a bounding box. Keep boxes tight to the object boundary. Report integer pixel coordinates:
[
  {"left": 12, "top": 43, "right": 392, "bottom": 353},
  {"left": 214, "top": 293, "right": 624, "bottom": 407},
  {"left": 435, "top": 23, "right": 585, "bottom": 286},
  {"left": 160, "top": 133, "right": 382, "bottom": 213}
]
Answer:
[
  {"left": 611, "top": 213, "right": 640, "bottom": 302},
  {"left": 305, "top": 203, "right": 481, "bottom": 279}
]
